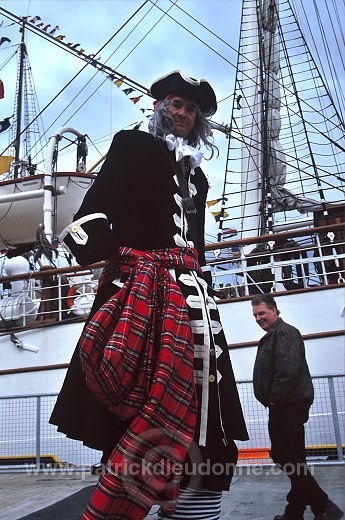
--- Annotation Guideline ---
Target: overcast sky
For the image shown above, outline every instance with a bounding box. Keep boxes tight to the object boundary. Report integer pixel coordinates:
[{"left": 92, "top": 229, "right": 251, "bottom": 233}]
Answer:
[{"left": 0, "top": 0, "right": 241, "bottom": 197}]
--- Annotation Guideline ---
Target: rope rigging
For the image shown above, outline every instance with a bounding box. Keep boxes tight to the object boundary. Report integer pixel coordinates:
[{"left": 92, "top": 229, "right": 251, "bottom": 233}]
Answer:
[
  {"left": 217, "top": 0, "right": 344, "bottom": 239},
  {"left": 290, "top": 0, "right": 345, "bottom": 121},
  {"left": 0, "top": 1, "right": 151, "bottom": 160}
]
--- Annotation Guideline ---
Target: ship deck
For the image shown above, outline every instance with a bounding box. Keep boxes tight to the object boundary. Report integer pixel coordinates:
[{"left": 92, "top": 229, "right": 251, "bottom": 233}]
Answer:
[{"left": 1, "top": 464, "right": 344, "bottom": 519}]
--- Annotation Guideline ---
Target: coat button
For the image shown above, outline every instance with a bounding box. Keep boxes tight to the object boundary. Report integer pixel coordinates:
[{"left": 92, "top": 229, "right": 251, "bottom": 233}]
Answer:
[
  {"left": 209, "top": 375, "right": 216, "bottom": 383},
  {"left": 71, "top": 225, "right": 79, "bottom": 233},
  {"left": 210, "top": 349, "right": 215, "bottom": 356}
]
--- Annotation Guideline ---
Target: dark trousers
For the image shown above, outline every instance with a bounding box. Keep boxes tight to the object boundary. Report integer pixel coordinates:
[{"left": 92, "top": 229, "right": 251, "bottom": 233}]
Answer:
[{"left": 268, "top": 403, "right": 328, "bottom": 517}]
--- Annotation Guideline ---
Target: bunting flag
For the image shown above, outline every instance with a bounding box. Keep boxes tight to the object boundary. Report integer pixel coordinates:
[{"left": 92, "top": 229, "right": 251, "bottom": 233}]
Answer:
[
  {"left": 122, "top": 88, "right": 134, "bottom": 96},
  {"left": 130, "top": 95, "right": 143, "bottom": 104},
  {"left": 66, "top": 42, "right": 80, "bottom": 49},
  {"left": 0, "top": 80, "right": 4, "bottom": 99},
  {"left": 0, "top": 156, "right": 14, "bottom": 174},
  {"left": 26, "top": 14, "right": 146, "bottom": 109},
  {"left": 207, "top": 198, "right": 223, "bottom": 207},
  {"left": 211, "top": 210, "right": 229, "bottom": 221},
  {"left": 49, "top": 25, "right": 60, "bottom": 36},
  {"left": 0, "top": 36, "right": 11, "bottom": 46},
  {"left": 86, "top": 54, "right": 100, "bottom": 66},
  {"left": 140, "top": 108, "right": 154, "bottom": 118},
  {"left": 223, "top": 228, "right": 237, "bottom": 236},
  {"left": 0, "top": 117, "right": 11, "bottom": 133},
  {"left": 114, "top": 77, "right": 124, "bottom": 87},
  {"left": 114, "top": 80, "right": 144, "bottom": 106}
]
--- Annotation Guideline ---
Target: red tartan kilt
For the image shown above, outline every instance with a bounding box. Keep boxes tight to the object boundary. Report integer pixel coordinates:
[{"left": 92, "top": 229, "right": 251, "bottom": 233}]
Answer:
[
  {"left": 78, "top": 289, "right": 157, "bottom": 419},
  {"left": 78, "top": 252, "right": 196, "bottom": 421}
]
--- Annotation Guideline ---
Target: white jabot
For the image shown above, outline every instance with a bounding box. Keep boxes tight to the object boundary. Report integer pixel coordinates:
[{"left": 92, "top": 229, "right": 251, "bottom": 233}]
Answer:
[{"left": 165, "top": 134, "right": 203, "bottom": 169}]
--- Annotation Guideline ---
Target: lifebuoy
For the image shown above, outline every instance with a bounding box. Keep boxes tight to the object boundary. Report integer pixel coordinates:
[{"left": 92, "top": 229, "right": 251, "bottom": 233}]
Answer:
[{"left": 66, "top": 283, "right": 97, "bottom": 316}]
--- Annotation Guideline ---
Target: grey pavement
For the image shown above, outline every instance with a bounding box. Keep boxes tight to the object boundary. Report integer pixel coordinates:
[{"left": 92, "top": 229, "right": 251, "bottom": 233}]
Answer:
[{"left": 0, "top": 464, "right": 344, "bottom": 519}]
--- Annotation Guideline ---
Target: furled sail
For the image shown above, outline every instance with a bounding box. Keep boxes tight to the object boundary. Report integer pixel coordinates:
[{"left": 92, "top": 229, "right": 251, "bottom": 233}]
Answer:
[{"left": 262, "top": 0, "right": 318, "bottom": 213}]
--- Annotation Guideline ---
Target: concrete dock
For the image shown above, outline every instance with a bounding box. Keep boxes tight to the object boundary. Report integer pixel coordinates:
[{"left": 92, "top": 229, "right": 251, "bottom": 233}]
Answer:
[{"left": 1, "top": 464, "right": 344, "bottom": 519}]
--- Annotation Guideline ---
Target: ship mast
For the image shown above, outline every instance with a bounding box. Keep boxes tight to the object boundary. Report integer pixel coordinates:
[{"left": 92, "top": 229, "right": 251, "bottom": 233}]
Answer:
[
  {"left": 13, "top": 17, "right": 26, "bottom": 178},
  {"left": 10, "top": 16, "right": 42, "bottom": 178}
]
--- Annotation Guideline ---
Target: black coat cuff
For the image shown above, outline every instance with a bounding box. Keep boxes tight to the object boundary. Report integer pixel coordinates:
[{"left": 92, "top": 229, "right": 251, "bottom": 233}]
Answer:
[{"left": 61, "top": 215, "right": 118, "bottom": 266}]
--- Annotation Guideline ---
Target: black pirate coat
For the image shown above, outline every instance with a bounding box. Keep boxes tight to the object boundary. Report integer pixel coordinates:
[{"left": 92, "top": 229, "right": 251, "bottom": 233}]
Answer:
[{"left": 50, "top": 130, "right": 248, "bottom": 490}]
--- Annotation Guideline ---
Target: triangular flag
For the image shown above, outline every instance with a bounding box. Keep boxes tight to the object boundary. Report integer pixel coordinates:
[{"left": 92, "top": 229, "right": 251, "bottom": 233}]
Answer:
[
  {"left": 207, "top": 198, "right": 222, "bottom": 207},
  {"left": 114, "top": 78, "right": 124, "bottom": 87},
  {"left": 0, "top": 80, "right": 4, "bottom": 99},
  {"left": 122, "top": 88, "right": 134, "bottom": 96},
  {"left": 130, "top": 95, "right": 143, "bottom": 104},
  {"left": 49, "top": 25, "right": 60, "bottom": 35},
  {"left": 211, "top": 210, "right": 229, "bottom": 221}
]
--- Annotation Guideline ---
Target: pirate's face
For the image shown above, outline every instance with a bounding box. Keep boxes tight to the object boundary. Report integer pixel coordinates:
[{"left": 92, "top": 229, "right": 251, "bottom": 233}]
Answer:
[{"left": 168, "top": 96, "right": 198, "bottom": 139}]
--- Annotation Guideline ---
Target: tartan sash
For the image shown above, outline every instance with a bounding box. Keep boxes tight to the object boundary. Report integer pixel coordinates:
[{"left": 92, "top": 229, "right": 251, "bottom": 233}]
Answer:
[{"left": 80, "top": 247, "right": 200, "bottom": 519}]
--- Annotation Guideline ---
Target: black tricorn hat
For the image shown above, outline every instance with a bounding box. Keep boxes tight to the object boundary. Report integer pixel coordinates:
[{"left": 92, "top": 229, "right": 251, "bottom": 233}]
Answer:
[{"left": 150, "top": 70, "right": 217, "bottom": 116}]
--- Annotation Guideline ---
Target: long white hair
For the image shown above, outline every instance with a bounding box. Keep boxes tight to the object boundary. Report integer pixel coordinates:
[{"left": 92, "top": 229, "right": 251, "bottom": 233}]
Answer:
[{"left": 148, "top": 99, "right": 218, "bottom": 159}]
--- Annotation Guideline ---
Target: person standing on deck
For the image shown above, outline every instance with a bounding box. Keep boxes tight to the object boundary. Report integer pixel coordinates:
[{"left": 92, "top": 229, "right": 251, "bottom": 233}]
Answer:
[
  {"left": 252, "top": 293, "right": 343, "bottom": 520},
  {"left": 50, "top": 70, "right": 248, "bottom": 520}
]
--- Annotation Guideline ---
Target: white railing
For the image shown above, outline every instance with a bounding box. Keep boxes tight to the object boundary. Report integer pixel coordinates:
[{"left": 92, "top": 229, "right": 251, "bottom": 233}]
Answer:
[
  {"left": 0, "top": 264, "right": 102, "bottom": 330},
  {"left": 0, "top": 222, "right": 344, "bottom": 331},
  {"left": 206, "top": 222, "right": 345, "bottom": 297}
]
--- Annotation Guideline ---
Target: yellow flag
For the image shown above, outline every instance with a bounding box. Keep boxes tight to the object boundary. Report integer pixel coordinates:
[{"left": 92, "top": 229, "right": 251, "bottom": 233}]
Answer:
[
  {"left": 211, "top": 210, "right": 229, "bottom": 218},
  {"left": 207, "top": 198, "right": 221, "bottom": 207},
  {"left": 0, "top": 156, "right": 14, "bottom": 174},
  {"left": 114, "top": 77, "right": 124, "bottom": 87}
]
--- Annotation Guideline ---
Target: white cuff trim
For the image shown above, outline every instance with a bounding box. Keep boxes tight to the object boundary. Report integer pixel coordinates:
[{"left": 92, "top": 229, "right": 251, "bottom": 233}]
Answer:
[{"left": 60, "top": 213, "right": 107, "bottom": 246}]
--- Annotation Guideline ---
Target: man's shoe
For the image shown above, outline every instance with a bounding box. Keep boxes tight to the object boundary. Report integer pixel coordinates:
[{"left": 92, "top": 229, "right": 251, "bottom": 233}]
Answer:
[
  {"left": 273, "top": 514, "right": 304, "bottom": 520},
  {"left": 314, "top": 500, "right": 344, "bottom": 520}
]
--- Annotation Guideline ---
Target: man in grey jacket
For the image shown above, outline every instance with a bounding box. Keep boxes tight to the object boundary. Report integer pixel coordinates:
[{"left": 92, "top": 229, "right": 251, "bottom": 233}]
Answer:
[{"left": 252, "top": 293, "right": 343, "bottom": 520}]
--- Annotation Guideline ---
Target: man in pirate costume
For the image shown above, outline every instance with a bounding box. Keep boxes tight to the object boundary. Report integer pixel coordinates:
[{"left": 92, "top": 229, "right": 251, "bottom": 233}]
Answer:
[{"left": 50, "top": 70, "right": 248, "bottom": 520}]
